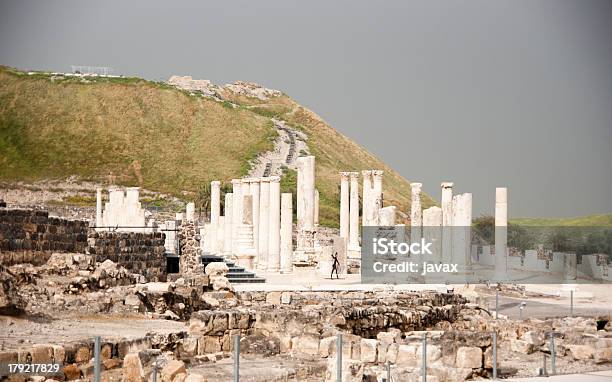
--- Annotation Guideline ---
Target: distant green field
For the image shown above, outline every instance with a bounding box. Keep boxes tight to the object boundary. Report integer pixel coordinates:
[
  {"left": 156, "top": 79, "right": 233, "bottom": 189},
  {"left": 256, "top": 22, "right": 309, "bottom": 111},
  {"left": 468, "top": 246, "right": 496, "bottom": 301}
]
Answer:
[{"left": 511, "top": 213, "right": 612, "bottom": 227}]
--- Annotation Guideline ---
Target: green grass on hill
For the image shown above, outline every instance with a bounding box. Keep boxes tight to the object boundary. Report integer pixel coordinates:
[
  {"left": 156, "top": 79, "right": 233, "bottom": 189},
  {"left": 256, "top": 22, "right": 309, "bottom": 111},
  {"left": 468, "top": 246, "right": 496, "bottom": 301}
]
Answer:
[
  {"left": 0, "top": 66, "right": 434, "bottom": 227},
  {"left": 511, "top": 214, "right": 612, "bottom": 227}
]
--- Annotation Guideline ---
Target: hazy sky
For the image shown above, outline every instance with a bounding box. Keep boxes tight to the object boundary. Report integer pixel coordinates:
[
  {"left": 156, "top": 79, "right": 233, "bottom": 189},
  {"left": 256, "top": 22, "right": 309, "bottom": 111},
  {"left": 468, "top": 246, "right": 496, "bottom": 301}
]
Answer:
[{"left": 1, "top": 0, "right": 611, "bottom": 218}]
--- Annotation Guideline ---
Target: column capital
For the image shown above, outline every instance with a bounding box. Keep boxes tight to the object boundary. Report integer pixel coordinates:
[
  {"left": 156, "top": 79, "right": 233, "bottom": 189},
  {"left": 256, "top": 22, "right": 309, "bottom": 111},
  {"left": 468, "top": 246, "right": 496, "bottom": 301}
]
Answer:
[
  {"left": 269, "top": 175, "right": 281, "bottom": 183},
  {"left": 348, "top": 172, "right": 359, "bottom": 180},
  {"left": 410, "top": 182, "right": 423, "bottom": 189},
  {"left": 361, "top": 169, "right": 373, "bottom": 177},
  {"left": 441, "top": 182, "right": 454, "bottom": 189},
  {"left": 231, "top": 178, "right": 242, "bottom": 185},
  {"left": 211, "top": 180, "right": 221, "bottom": 187},
  {"left": 340, "top": 172, "right": 351, "bottom": 180},
  {"left": 371, "top": 170, "right": 384, "bottom": 178}
]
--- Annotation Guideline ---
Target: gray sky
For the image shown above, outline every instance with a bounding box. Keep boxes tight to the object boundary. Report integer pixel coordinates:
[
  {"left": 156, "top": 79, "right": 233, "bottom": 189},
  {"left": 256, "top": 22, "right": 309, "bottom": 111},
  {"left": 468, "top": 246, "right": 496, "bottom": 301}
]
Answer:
[{"left": 1, "top": 0, "right": 611, "bottom": 218}]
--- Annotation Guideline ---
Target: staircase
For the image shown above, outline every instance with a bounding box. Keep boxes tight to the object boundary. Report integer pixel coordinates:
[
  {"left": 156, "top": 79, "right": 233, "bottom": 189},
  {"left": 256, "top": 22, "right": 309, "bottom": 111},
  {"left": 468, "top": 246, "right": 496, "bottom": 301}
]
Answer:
[{"left": 201, "top": 254, "right": 265, "bottom": 283}]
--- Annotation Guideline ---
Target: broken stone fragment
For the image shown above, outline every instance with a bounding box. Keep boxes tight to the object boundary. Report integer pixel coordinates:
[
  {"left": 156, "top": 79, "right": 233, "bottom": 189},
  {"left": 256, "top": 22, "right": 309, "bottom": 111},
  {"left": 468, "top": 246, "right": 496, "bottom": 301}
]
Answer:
[{"left": 161, "top": 359, "right": 186, "bottom": 382}]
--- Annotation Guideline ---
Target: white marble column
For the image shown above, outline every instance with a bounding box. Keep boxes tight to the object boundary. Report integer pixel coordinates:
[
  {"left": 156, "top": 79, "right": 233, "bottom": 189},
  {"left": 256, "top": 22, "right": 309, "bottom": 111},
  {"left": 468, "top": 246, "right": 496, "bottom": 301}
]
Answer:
[
  {"left": 372, "top": 170, "right": 384, "bottom": 225},
  {"left": 186, "top": 202, "right": 195, "bottom": 222},
  {"left": 297, "top": 156, "right": 316, "bottom": 231},
  {"left": 410, "top": 183, "right": 423, "bottom": 244},
  {"left": 96, "top": 188, "right": 102, "bottom": 230},
  {"left": 296, "top": 162, "right": 304, "bottom": 229},
  {"left": 236, "top": 194, "right": 256, "bottom": 270},
  {"left": 231, "top": 179, "right": 242, "bottom": 254},
  {"left": 494, "top": 187, "right": 508, "bottom": 281},
  {"left": 210, "top": 180, "right": 221, "bottom": 254},
  {"left": 314, "top": 189, "right": 319, "bottom": 227},
  {"left": 362, "top": 170, "right": 373, "bottom": 227},
  {"left": 423, "top": 206, "right": 443, "bottom": 264},
  {"left": 451, "top": 193, "right": 472, "bottom": 267},
  {"left": 250, "top": 179, "right": 261, "bottom": 260},
  {"left": 280, "top": 193, "right": 293, "bottom": 274},
  {"left": 217, "top": 216, "right": 225, "bottom": 255},
  {"left": 268, "top": 176, "right": 281, "bottom": 272},
  {"left": 258, "top": 178, "right": 270, "bottom": 270},
  {"left": 441, "top": 182, "right": 454, "bottom": 264},
  {"left": 348, "top": 172, "right": 360, "bottom": 254},
  {"left": 223, "top": 193, "right": 233, "bottom": 257},
  {"left": 339, "top": 172, "right": 350, "bottom": 239}
]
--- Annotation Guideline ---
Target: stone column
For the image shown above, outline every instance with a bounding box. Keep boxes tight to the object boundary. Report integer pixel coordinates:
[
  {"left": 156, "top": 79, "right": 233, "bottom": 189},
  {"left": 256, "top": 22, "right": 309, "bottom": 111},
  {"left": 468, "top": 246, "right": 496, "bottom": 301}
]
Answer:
[
  {"left": 297, "top": 164, "right": 304, "bottom": 229},
  {"left": 236, "top": 194, "right": 256, "bottom": 270},
  {"left": 280, "top": 193, "right": 293, "bottom": 274},
  {"left": 223, "top": 193, "right": 233, "bottom": 257},
  {"left": 96, "top": 188, "right": 102, "bottom": 230},
  {"left": 314, "top": 189, "right": 320, "bottom": 227},
  {"left": 451, "top": 193, "right": 472, "bottom": 268},
  {"left": 186, "top": 202, "right": 195, "bottom": 222},
  {"left": 379, "top": 206, "right": 396, "bottom": 226},
  {"left": 423, "top": 206, "right": 443, "bottom": 264},
  {"left": 410, "top": 183, "right": 423, "bottom": 244},
  {"left": 231, "top": 179, "right": 242, "bottom": 255},
  {"left": 217, "top": 216, "right": 225, "bottom": 255},
  {"left": 441, "top": 182, "right": 454, "bottom": 264},
  {"left": 348, "top": 172, "right": 360, "bottom": 253},
  {"left": 210, "top": 180, "right": 221, "bottom": 254},
  {"left": 361, "top": 170, "right": 373, "bottom": 227},
  {"left": 295, "top": 156, "right": 317, "bottom": 262},
  {"left": 372, "top": 170, "right": 384, "bottom": 225},
  {"left": 250, "top": 179, "right": 261, "bottom": 261},
  {"left": 268, "top": 176, "right": 281, "bottom": 272},
  {"left": 339, "top": 172, "right": 350, "bottom": 239},
  {"left": 494, "top": 187, "right": 508, "bottom": 281},
  {"left": 297, "top": 156, "right": 316, "bottom": 231},
  {"left": 258, "top": 178, "right": 270, "bottom": 270}
]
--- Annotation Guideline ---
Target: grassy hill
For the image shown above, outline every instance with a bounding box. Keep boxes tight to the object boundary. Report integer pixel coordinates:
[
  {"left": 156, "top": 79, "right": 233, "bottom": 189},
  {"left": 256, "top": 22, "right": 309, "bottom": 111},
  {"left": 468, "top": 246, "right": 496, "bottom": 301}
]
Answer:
[
  {"left": 0, "top": 66, "right": 435, "bottom": 226},
  {"left": 511, "top": 213, "right": 612, "bottom": 227}
]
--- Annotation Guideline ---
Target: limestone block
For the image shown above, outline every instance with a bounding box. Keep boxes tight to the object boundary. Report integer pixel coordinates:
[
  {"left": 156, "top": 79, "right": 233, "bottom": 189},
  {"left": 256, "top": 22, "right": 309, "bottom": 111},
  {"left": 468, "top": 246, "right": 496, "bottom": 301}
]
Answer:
[
  {"left": 205, "top": 262, "right": 228, "bottom": 276},
  {"left": 319, "top": 336, "right": 336, "bottom": 358},
  {"left": 161, "top": 360, "right": 186, "bottom": 382},
  {"left": 484, "top": 346, "right": 499, "bottom": 369},
  {"left": 172, "top": 373, "right": 187, "bottom": 382},
  {"left": 184, "top": 375, "right": 206, "bottom": 382},
  {"left": 456, "top": 346, "right": 482, "bottom": 369},
  {"left": 360, "top": 339, "right": 378, "bottom": 363},
  {"left": 281, "top": 292, "right": 292, "bottom": 304},
  {"left": 567, "top": 344, "right": 594, "bottom": 360},
  {"left": 595, "top": 347, "right": 612, "bottom": 363},
  {"left": 520, "top": 331, "right": 544, "bottom": 346},
  {"left": 63, "top": 364, "right": 82, "bottom": 381},
  {"left": 510, "top": 339, "right": 535, "bottom": 354},
  {"left": 178, "top": 337, "right": 198, "bottom": 358},
  {"left": 296, "top": 333, "right": 320, "bottom": 356},
  {"left": 197, "top": 336, "right": 221, "bottom": 355},
  {"left": 30, "top": 344, "right": 54, "bottom": 364},
  {"left": 325, "top": 357, "right": 364, "bottom": 382},
  {"left": 386, "top": 343, "right": 399, "bottom": 364},
  {"left": 266, "top": 291, "right": 282, "bottom": 305},
  {"left": 396, "top": 344, "right": 418, "bottom": 366},
  {"left": 122, "top": 353, "right": 145, "bottom": 382}
]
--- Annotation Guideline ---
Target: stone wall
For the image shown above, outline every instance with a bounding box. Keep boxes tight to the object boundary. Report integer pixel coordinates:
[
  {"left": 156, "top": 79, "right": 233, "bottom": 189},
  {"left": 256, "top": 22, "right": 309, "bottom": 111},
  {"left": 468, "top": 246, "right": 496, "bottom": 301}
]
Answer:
[
  {"left": 87, "top": 231, "right": 167, "bottom": 281},
  {"left": 0, "top": 208, "right": 89, "bottom": 265}
]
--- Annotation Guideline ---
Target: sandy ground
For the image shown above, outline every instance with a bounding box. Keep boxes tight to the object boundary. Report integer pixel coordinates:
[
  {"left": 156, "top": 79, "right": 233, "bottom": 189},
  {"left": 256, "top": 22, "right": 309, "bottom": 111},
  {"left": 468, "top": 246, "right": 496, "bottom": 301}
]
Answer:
[{"left": 0, "top": 316, "right": 187, "bottom": 350}]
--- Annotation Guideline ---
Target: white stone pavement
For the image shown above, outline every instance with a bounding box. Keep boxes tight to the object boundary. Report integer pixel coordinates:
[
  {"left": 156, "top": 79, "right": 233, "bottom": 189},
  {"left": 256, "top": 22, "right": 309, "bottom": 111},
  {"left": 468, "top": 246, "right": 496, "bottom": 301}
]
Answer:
[{"left": 507, "top": 370, "right": 612, "bottom": 381}]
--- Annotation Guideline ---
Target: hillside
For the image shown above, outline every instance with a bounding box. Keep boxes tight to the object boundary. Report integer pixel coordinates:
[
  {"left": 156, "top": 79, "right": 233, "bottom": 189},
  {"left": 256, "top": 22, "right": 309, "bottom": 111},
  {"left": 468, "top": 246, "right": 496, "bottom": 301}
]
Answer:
[
  {"left": 0, "top": 66, "right": 435, "bottom": 226},
  {"left": 511, "top": 213, "right": 612, "bottom": 227}
]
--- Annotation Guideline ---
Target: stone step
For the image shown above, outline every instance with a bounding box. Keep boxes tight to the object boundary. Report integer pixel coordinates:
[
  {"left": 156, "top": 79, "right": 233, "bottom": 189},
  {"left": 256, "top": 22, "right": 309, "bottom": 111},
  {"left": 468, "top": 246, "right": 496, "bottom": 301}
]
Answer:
[
  {"left": 227, "top": 276, "right": 266, "bottom": 284},
  {"left": 200, "top": 254, "right": 265, "bottom": 284}
]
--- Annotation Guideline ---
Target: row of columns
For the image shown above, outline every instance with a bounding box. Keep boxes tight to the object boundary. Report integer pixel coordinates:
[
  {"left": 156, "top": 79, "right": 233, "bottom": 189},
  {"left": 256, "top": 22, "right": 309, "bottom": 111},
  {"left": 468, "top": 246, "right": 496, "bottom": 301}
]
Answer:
[
  {"left": 95, "top": 187, "right": 146, "bottom": 232},
  {"left": 339, "top": 172, "right": 369, "bottom": 257},
  {"left": 208, "top": 176, "right": 294, "bottom": 273}
]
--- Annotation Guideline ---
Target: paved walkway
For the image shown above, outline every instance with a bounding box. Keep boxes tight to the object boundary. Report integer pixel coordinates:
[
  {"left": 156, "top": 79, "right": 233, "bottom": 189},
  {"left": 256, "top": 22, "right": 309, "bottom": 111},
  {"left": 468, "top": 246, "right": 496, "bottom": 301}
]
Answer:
[{"left": 507, "top": 370, "right": 612, "bottom": 381}]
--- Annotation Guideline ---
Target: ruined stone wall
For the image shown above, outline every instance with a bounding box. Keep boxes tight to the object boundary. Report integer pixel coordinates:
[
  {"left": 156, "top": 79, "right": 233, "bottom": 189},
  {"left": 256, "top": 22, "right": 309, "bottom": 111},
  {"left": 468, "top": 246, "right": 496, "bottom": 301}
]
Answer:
[
  {"left": 87, "top": 231, "right": 167, "bottom": 281},
  {"left": 0, "top": 208, "right": 89, "bottom": 265}
]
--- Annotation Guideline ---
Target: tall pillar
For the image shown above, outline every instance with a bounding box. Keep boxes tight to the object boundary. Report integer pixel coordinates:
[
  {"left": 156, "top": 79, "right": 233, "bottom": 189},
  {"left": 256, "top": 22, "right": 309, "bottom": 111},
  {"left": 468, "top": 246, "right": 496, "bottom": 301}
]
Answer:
[
  {"left": 250, "top": 179, "right": 261, "bottom": 263},
  {"left": 423, "top": 206, "right": 443, "bottom": 264},
  {"left": 268, "top": 176, "right": 281, "bottom": 272},
  {"left": 223, "top": 193, "right": 233, "bottom": 257},
  {"left": 348, "top": 172, "right": 360, "bottom": 255},
  {"left": 451, "top": 193, "right": 472, "bottom": 267},
  {"left": 280, "top": 193, "right": 293, "bottom": 274},
  {"left": 297, "top": 156, "right": 316, "bottom": 231},
  {"left": 95, "top": 188, "right": 102, "bottom": 230},
  {"left": 339, "top": 172, "right": 350, "bottom": 239},
  {"left": 494, "top": 187, "right": 508, "bottom": 281},
  {"left": 258, "top": 178, "right": 270, "bottom": 270},
  {"left": 410, "top": 183, "right": 423, "bottom": 244},
  {"left": 217, "top": 216, "right": 225, "bottom": 255},
  {"left": 210, "top": 181, "right": 221, "bottom": 254},
  {"left": 441, "top": 182, "right": 454, "bottom": 264},
  {"left": 186, "top": 202, "right": 195, "bottom": 222},
  {"left": 236, "top": 194, "right": 256, "bottom": 270},
  {"left": 314, "top": 189, "right": 320, "bottom": 227},
  {"left": 372, "top": 170, "right": 384, "bottom": 226},
  {"left": 361, "top": 170, "right": 373, "bottom": 226},
  {"left": 231, "top": 179, "right": 242, "bottom": 255},
  {"left": 296, "top": 162, "right": 304, "bottom": 229},
  {"left": 295, "top": 156, "right": 317, "bottom": 262}
]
